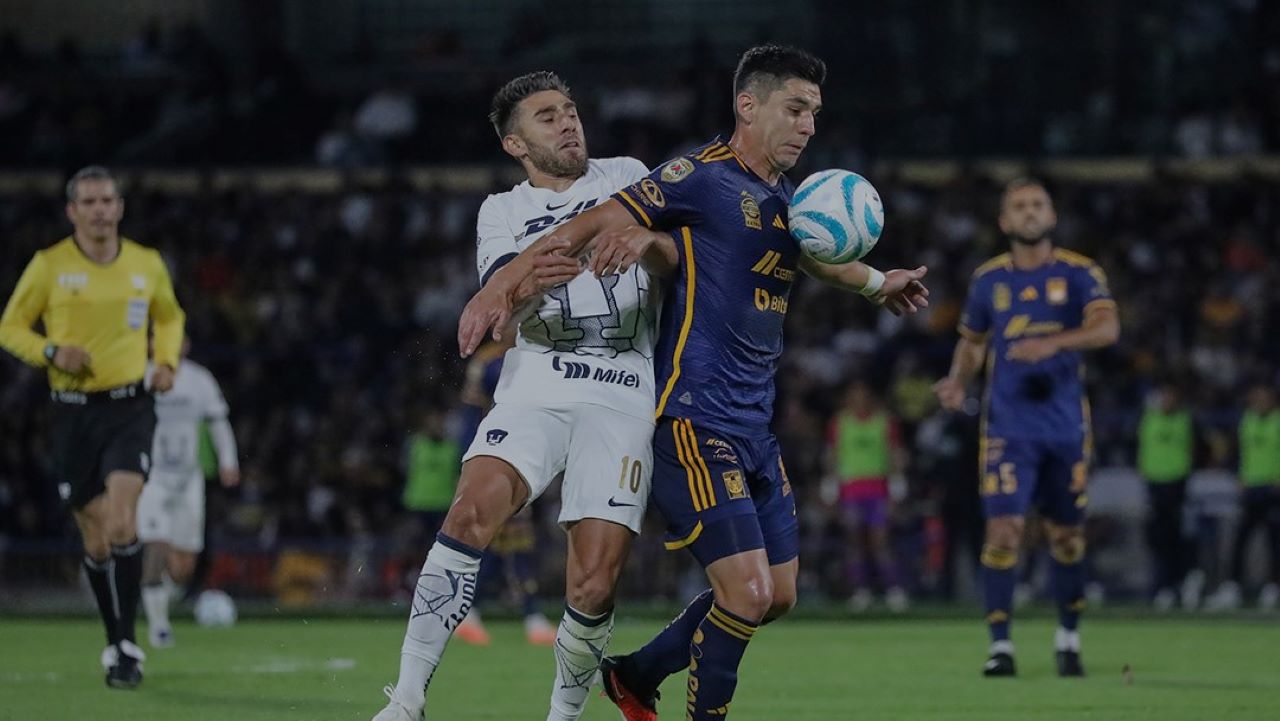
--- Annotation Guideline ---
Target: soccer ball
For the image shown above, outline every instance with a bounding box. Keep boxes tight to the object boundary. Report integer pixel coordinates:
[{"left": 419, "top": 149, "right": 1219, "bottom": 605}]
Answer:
[
  {"left": 788, "top": 169, "right": 884, "bottom": 264},
  {"left": 194, "top": 589, "right": 238, "bottom": 628}
]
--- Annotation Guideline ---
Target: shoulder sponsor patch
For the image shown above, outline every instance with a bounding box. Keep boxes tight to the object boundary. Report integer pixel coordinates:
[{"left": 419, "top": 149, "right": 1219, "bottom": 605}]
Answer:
[
  {"left": 640, "top": 178, "right": 666, "bottom": 208},
  {"left": 660, "top": 157, "right": 695, "bottom": 183}
]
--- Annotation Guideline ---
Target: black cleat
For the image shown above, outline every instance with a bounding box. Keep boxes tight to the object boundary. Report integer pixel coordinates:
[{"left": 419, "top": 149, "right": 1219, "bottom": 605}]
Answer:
[
  {"left": 1056, "top": 650, "right": 1085, "bottom": 677},
  {"left": 599, "top": 655, "right": 659, "bottom": 721},
  {"left": 106, "top": 654, "right": 143, "bottom": 690},
  {"left": 983, "top": 652, "right": 1017, "bottom": 677}
]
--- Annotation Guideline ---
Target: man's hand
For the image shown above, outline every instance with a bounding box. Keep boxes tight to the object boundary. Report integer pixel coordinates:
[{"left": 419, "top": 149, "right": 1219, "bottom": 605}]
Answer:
[
  {"left": 875, "top": 266, "right": 930, "bottom": 316},
  {"left": 589, "top": 226, "right": 660, "bottom": 277},
  {"left": 52, "top": 345, "right": 92, "bottom": 376},
  {"left": 1007, "top": 336, "right": 1060, "bottom": 363},
  {"left": 932, "top": 376, "right": 966, "bottom": 411},
  {"left": 219, "top": 467, "right": 241, "bottom": 488},
  {"left": 458, "top": 239, "right": 574, "bottom": 358},
  {"left": 150, "top": 364, "right": 175, "bottom": 392},
  {"left": 531, "top": 247, "right": 582, "bottom": 291}
]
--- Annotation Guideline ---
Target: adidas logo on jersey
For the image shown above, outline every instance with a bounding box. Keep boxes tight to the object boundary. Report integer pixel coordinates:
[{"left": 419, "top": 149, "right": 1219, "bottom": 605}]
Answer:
[
  {"left": 552, "top": 357, "right": 641, "bottom": 388},
  {"left": 749, "top": 250, "right": 795, "bottom": 281}
]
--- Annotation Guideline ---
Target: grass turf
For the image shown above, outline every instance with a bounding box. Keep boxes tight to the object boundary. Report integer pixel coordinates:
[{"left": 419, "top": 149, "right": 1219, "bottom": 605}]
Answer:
[{"left": 0, "top": 617, "right": 1276, "bottom": 720}]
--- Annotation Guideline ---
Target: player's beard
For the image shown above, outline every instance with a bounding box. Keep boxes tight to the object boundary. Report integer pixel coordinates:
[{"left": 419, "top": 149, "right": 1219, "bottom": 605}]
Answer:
[
  {"left": 1009, "top": 220, "right": 1055, "bottom": 245},
  {"left": 525, "top": 140, "right": 588, "bottom": 179}
]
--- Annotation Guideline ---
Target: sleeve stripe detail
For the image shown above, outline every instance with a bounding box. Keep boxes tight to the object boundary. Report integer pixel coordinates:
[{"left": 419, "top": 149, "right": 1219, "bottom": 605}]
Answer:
[
  {"left": 480, "top": 252, "right": 518, "bottom": 286},
  {"left": 1083, "top": 298, "right": 1117, "bottom": 314},
  {"left": 958, "top": 325, "right": 988, "bottom": 342},
  {"left": 616, "top": 190, "right": 652, "bottom": 227}
]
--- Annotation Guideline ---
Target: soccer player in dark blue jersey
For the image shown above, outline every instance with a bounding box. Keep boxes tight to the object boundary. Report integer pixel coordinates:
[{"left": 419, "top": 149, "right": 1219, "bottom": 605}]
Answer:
[
  {"left": 933, "top": 178, "right": 1119, "bottom": 678},
  {"left": 459, "top": 44, "right": 929, "bottom": 721}
]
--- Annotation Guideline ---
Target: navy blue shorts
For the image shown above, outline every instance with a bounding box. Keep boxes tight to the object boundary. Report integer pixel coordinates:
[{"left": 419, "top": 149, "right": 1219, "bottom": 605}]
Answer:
[
  {"left": 980, "top": 435, "right": 1088, "bottom": 525},
  {"left": 651, "top": 416, "right": 798, "bottom": 568}
]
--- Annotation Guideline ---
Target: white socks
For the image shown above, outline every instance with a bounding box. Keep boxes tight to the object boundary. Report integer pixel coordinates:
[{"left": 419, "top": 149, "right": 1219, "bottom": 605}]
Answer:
[
  {"left": 395, "top": 537, "right": 482, "bottom": 709},
  {"left": 546, "top": 606, "right": 614, "bottom": 721},
  {"left": 1055, "top": 627, "right": 1081, "bottom": 652},
  {"left": 142, "top": 584, "right": 170, "bottom": 631}
]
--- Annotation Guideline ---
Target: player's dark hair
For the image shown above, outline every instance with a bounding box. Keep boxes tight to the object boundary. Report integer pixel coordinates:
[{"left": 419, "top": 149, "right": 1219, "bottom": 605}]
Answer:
[
  {"left": 66, "top": 165, "right": 119, "bottom": 203},
  {"left": 489, "top": 71, "right": 573, "bottom": 138},
  {"left": 733, "top": 44, "right": 826, "bottom": 100},
  {"left": 1000, "top": 177, "right": 1051, "bottom": 210}
]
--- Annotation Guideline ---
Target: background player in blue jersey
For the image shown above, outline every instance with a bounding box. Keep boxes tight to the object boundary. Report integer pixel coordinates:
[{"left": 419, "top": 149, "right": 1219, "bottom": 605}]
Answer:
[
  {"left": 933, "top": 178, "right": 1119, "bottom": 678},
  {"left": 459, "top": 44, "right": 929, "bottom": 721}
]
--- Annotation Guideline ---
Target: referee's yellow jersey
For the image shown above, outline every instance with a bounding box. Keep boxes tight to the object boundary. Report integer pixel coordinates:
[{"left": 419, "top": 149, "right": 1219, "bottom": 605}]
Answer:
[{"left": 0, "top": 237, "right": 185, "bottom": 392}]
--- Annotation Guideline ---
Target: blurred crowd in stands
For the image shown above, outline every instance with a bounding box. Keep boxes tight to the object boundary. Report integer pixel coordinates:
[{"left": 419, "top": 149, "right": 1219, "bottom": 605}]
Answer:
[{"left": 1, "top": 0, "right": 1278, "bottom": 167}]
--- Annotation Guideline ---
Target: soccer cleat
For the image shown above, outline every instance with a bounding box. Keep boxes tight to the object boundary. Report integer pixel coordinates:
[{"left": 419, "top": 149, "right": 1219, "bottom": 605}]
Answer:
[
  {"left": 106, "top": 642, "right": 146, "bottom": 690},
  {"left": 1056, "top": 650, "right": 1085, "bottom": 677},
  {"left": 371, "top": 684, "right": 423, "bottom": 721},
  {"left": 524, "top": 613, "right": 557, "bottom": 647},
  {"left": 847, "top": 588, "right": 873, "bottom": 613},
  {"left": 885, "top": 586, "right": 910, "bottom": 614},
  {"left": 454, "top": 610, "right": 491, "bottom": 646},
  {"left": 1181, "top": 569, "right": 1205, "bottom": 611},
  {"left": 1205, "top": 581, "right": 1242, "bottom": 612},
  {"left": 982, "top": 652, "right": 1017, "bottom": 677},
  {"left": 600, "top": 656, "right": 659, "bottom": 721},
  {"left": 149, "top": 625, "right": 175, "bottom": 649},
  {"left": 1152, "top": 588, "right": 1177, "bottom": 613},
  {"left": 1258, "top": 583, "right": 1279, "bottom": 611}
]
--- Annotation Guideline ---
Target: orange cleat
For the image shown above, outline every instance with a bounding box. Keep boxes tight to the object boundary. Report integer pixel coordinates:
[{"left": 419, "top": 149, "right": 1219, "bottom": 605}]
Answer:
[
  {"left": 454, "top": 611, "right": 491, "bottom": 646},
  {"left": 600, "top": 656, "right": 658, "bottom": 721},
  {"left": 524, "top": 614, "right": 558, "bottom": 647}
]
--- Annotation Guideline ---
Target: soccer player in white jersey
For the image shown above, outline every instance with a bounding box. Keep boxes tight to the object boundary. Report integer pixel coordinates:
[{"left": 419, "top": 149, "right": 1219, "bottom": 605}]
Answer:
[
  {"left": 373, "top": 72, "right": 669, "bottom": 721},
  {"left": 136, "top": 338, "right": 239, "bottom": 647}
]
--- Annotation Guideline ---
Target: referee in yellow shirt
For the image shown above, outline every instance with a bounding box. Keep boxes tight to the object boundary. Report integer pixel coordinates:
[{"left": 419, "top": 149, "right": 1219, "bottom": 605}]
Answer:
[{"left": 0, "top": 166, "right": 185, "bottom": 690}]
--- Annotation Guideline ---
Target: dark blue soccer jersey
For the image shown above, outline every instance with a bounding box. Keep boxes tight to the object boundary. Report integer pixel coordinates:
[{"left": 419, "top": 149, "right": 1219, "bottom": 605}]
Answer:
[
  {"left": 959, "top": 249, "right": 1115, "bottom": 441},
  {"left": 613, "top": 139, "right": 798, "bottom": 433}
]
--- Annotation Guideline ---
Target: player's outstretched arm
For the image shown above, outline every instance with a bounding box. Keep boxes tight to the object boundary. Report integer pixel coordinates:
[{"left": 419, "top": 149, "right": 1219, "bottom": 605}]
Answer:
[
  {"left": 798, "top": 256, "right": 930, "bottom": 316},
  {"left": 933, "top": 335, "right": 987, "bottom": 411},
  {"left": 458, "top": 199, "right": 637, "bottom": 357}
]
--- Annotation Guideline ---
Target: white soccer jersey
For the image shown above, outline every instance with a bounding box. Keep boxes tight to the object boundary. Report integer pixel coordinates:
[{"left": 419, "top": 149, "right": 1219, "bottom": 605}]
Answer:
[
  {"left": 475, "top": 157, "right": 660, "bottom": 421},
  {"left": 148, "top": 360, "right": 232, "bottom": 475}
]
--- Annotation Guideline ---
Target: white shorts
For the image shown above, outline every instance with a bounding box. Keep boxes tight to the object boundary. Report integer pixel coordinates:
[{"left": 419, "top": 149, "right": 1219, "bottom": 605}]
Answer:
[
  {"left": 137, "top": 470, "right": 205, "bottom": 552},
  {"left": 462, "top": 402, "right": 654, "bottom": 533}
]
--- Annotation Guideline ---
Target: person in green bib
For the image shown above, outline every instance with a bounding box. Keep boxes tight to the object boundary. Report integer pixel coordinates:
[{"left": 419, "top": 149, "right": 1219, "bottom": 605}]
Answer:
[
  {"left": 826, "top": 380, "right": 909, "bottom": 612},
  {"left": 402, "top": 409, "right": 460, "bottom": 545},
  {"left": 1137, "top": 381, "right": 1196, "bottom": 611},
  {"left": 1208, "top": 382, "right": 1280, "bottom": 611}
]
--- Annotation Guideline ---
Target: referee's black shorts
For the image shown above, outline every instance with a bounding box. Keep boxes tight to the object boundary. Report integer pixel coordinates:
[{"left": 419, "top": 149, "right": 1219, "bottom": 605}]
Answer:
[{"left": 50, "top": 383, "right": 156, "bottom": 509}]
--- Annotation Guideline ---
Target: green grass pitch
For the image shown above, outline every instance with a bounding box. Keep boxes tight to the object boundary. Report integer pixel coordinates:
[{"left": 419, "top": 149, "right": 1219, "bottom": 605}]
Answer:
[{"left": 1, "top": 617, "right": 1276, "bottom": 720}]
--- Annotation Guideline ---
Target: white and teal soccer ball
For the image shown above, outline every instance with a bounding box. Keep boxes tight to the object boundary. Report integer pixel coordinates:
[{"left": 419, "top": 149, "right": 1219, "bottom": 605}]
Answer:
[
  {"left": 788, "top": 170, "right": 884, "bottom": 264},
  {"left": 194, "top": 589, "right": 238, "bottom": 628}
]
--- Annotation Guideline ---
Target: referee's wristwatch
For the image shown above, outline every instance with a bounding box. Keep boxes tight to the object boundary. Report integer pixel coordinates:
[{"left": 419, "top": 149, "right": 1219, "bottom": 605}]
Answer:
[{"left": 43, "top": 343, "right": 59, "bottom": 364}]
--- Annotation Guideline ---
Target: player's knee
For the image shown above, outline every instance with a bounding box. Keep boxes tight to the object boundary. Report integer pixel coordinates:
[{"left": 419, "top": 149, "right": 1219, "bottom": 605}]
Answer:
[
  {"left": 986, "top": 516, "right": 1024, "bottom": 551},
  {"left": 169, "top": 554, "right": 197, "bottom": 583},
  {"left": 1050, "top": 531, "right": 1086, "bottom": 565},
  {"left": 765, "top": 586, "right": 797, "bottom": 622},
  {"left": 719, "top": 572, "right": 774, "bottom": 621},
  {"left": 83, "top": 537, "right": 110, "bottom": 562},
  {"left": 105, "top": 516, "right": 137, "bottom": 545}
]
